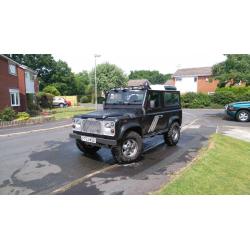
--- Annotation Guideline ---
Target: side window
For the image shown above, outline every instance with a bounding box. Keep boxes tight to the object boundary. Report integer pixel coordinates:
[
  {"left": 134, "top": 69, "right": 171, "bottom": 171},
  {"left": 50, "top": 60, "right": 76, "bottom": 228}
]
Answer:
[
  {"left": 164, "top": 92, "right": 179, "bottom": 107},
  {"left": 147, "top": 92, "right": 162, "bottom": 109}
]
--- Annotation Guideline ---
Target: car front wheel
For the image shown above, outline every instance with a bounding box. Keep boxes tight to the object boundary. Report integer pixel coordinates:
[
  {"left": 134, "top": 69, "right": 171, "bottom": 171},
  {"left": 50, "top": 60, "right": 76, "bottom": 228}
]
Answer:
[
  {"left": 111, "top": 131, "right": 143, "bottom": 164},
  {"left": 236, "top": 110, "right": 249, "bottom": 122},
  {"left": 164, "top": 122, "right": 180, "bottom": 146},
  {"left": 76, "top": 139, "right": 100, "bottom": 154}
]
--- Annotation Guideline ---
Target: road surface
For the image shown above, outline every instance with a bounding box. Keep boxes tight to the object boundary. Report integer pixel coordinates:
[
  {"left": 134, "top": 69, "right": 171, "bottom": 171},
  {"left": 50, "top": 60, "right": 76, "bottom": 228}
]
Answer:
[{"left": 0, "top": 109, "right": 248, "bottom": 194}]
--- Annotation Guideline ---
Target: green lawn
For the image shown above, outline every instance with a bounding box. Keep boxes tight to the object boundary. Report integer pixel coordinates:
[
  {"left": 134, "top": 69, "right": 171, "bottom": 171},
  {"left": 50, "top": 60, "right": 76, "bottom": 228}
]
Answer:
[
  {"left": 159, "top": 134, "right": 250, "bottom": 195},
  {"left": 51, "top": 107, "right": 94, "bottom": 120}
]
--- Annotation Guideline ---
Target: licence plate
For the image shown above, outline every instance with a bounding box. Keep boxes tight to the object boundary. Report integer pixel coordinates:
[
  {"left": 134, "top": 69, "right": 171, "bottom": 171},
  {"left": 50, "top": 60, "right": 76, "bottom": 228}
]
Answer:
[{"left": 81, "top": 136, "right": 96, "bottom": 144}]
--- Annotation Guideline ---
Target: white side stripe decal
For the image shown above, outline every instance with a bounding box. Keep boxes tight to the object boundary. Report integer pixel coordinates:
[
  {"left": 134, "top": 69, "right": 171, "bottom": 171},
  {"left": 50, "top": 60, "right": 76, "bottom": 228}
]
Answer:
[{"left": 148, "top": 115, "right": 161, "bottom": 133}]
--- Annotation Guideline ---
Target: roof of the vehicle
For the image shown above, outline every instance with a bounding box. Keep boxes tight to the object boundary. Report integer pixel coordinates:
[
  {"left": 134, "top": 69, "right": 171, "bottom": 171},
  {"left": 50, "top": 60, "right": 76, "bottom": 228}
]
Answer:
[{"left": 110, "top": 84, "right": 177, "bottom": 92}]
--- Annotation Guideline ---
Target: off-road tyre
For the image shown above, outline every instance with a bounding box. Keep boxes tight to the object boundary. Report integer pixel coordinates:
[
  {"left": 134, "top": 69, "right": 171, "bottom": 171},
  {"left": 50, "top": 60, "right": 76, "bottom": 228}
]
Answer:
[
  {"left": 164, "top": 122, "right": 180, "bottom": 146},
  {"left": 76, "top": 139, "right": 100, "bottom": 154},
  {"left": 111, "top": 131, "right": 143, "bottom": 164}
]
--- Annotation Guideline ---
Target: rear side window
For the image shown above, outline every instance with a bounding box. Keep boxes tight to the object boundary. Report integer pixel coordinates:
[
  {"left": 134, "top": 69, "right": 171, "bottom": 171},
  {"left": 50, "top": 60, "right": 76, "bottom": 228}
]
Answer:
[
  {"left": 147, "top": 92, "right": 162, "bottom": 109},
  {"left": 164, "top": 92, "right": 179, "bottom": 107}
]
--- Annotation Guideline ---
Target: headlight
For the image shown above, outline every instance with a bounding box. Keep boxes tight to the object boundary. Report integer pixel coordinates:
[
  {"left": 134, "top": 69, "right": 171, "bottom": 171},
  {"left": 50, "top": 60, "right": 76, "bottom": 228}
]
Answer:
[
  {"left": 227, "top": 105, "right": 235, "bottom": 111},
  {"left": 101, "top": 121, "right": 115, "bottom": 136},
  {"left": 72, "top": 118, "right": 82, "bottom": 131},
  {"left": 103, "top": 121, "right": 115, "bottom": 128}
]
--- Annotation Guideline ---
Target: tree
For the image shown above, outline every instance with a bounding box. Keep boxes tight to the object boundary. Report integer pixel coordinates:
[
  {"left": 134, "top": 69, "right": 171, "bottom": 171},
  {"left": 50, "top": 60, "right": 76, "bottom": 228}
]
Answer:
[
  {"left": 213, "top": 54, "right": 250, "bottom": 87},
  {"left": 129, "top": 70, "right": 171, "bottom": 84},
  {"left": 50, "top": 60, "right": 77, "bottom": 95},
  {"left": 74, "top": 71, "right": 90, "bottom": 95},
  {"left": 90, "top": 63, "right": 128, "bottom": 93},
  {"left": 43, "top": 85, "right": 61, "bottom": 96}
]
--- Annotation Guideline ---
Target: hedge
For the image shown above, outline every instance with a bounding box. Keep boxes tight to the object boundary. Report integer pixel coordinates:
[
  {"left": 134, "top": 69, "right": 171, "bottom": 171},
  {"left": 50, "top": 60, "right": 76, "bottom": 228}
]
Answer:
[{"left": 181, "top": 87, "right": 250, "bottom": 108}]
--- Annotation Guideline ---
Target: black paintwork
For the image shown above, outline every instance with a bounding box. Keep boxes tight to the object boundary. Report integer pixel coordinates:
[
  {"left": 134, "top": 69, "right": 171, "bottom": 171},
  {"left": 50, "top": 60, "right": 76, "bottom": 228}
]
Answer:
[{"left": 73, "top": 88, "right": 182, "bottom": 146}]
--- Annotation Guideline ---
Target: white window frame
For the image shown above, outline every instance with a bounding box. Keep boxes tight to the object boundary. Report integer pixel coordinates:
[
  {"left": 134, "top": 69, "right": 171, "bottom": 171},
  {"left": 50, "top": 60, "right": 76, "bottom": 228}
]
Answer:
[
  {"left": 9, "top": 89, "right": 20, "bottom": 107},
  {"left": 8, "top": 61, "right": 17, "bottom": 76}
]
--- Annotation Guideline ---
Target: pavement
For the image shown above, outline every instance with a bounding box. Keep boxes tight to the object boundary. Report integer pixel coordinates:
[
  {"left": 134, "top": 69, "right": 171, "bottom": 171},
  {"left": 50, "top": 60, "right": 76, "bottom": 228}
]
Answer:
[{"left": 0, "top": 109, "right": 249, "bottom": 195}]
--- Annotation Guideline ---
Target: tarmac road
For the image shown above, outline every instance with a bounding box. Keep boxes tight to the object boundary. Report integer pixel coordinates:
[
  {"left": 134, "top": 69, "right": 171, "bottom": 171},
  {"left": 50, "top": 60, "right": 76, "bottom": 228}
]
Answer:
[{"left": 0, "top": 109, "right": 248, "bottom": 195}]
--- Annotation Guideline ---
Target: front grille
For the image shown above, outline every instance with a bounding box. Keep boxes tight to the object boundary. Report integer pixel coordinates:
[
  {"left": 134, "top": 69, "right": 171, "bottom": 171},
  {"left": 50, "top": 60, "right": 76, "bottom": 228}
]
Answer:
[{"left": 81, "top": 119, "right": 102, "bottom": 134}]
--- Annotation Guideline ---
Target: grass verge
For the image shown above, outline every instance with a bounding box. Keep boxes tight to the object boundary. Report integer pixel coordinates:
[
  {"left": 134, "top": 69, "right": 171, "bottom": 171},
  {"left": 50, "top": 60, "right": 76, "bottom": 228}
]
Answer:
[
  {"left": 159, "top": 134, "right": 250, "bottom": 195},
  {"left": 51, "top": 107, "right": 94, "bottom": 120}
]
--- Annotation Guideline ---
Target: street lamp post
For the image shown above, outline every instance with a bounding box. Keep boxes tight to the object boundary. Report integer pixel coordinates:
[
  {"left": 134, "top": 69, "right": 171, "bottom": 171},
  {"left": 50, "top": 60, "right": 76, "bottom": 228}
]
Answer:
[{"left": 94, "top": 54, "right": 101, "bottom": 110}]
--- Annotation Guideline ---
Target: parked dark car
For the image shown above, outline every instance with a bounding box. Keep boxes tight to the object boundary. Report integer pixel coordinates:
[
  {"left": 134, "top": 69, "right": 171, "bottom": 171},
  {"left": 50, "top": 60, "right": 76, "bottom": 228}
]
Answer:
[
  {"left": 225, "top": 101, "right": 250, "bottom": 122},
  {"left": 70, "top": 85, "right": 182, "bottom": 163}
]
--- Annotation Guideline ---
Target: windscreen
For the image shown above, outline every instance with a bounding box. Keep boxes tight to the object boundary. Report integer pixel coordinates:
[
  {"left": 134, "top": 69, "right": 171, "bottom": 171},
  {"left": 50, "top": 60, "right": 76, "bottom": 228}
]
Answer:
[{"left": 106, "top": 89, "right": 146, "bottom": 105}]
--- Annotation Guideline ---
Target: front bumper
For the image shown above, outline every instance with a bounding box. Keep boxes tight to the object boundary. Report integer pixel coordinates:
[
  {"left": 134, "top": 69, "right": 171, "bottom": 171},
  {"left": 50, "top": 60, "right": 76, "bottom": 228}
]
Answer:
[
  {"left": 224, "top": 109, "right": 236, "bottom": 118},
  {"left": 69, "top": 132, "right": 117, "bottom": 146}
]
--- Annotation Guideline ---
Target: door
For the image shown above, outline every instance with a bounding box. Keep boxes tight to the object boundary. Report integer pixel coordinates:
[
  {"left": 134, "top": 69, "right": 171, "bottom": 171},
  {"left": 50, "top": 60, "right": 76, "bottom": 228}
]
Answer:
[
  {"left": 143, "top": 91, "right": 166, "bottom": 135},
  {"left": 162, "top": 91, "right": 181, "bottom": 129}
]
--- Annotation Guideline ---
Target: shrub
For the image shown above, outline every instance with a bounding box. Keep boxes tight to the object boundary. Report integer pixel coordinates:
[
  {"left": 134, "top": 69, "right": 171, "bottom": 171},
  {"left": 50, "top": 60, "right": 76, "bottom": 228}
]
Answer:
[
  {"left": 0, "top": 107, "right": 16, "bottom": 121},
  {"left": 36, "top": 92, "right": 54, "bottom": 109},
  {"left": 43, "top": 85, "right": 61, "bottom": 96},
  {"left": 16, "top": 112, "right": 30, "bottom": 121},
  {"left": 80, "top": 96, "right": 90, "bottom": 103},
  {"left": 181, "top": 92, "right": 211, "bottom": 108},
  {"left": 27, "top": 102, "right": 41, "bottom": 116},
  {"left": 212, "top": 91, "right": 237, "bottom": 105}
]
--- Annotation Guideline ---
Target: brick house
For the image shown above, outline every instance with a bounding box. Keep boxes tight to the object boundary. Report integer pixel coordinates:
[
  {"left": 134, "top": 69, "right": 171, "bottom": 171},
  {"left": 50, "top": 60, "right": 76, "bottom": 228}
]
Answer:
[
  {"left": 0, "top": 55, "right": 39, "bottom": 112},
  {"left": 172, "top": 67, "right": 219, "bottom": 94}
]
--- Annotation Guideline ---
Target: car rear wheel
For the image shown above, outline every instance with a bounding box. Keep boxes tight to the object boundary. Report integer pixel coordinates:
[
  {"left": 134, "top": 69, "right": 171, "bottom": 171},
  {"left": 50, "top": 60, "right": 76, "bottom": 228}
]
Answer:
[
  {"left": 164, "top": 122, "right": 180, "bottom": 146},
  {"left": 76, "top": 139, "right": 100, "bottom": 154},
  {"left": 111, "top": 131, "right": 143, "bottom": 164},
  {"left": 59, "top": 103, "right": 65, "bottom": 108},
  {"left": 236, "top": 110, "right": 249, "bottom": 122}
]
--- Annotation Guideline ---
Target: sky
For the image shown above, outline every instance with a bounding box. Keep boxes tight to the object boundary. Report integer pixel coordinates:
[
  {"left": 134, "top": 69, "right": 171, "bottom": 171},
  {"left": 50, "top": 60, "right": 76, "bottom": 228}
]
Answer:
[
  {"left": 2, "top": 0, "right": 249, "bottom": 76},
  {"left": 53, "top": 53, "right": 226, "bottom": 75}
]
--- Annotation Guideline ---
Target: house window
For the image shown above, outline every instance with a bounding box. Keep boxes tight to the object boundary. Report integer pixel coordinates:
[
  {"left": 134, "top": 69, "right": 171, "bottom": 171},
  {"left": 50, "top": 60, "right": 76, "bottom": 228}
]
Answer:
[
  {"left": 176, "top": 77, "right": 182, "bottom": 81},
  {"left": 8, "top": 62, "right": 17, "bottom": 76},
  {"left": 9, "top": 89, "right": 20, "bottom": 107}
]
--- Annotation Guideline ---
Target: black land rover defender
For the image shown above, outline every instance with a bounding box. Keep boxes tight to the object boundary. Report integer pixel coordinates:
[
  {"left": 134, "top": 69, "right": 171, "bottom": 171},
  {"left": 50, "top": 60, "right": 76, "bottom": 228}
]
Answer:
[{"left": 70, "top": 85, "right": 182, "bottom": 163}]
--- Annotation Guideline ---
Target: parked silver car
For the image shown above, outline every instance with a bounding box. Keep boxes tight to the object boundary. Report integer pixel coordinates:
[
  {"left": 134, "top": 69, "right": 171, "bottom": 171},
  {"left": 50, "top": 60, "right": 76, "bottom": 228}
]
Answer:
[{"left": 53, "top": 97, "right": 68, "bottom": 108}]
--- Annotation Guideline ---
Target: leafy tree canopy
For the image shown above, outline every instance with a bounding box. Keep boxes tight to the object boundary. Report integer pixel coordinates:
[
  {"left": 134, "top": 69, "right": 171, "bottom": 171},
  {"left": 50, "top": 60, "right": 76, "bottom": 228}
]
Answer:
[
  {"left": 43, "top": 85, "right": 61, "bottom": 96},
  {"left": 213, "top": 54, "right": 250, "bottom": 87},
  {"left": 90, "top": 63, "right": 128, "bottom": 93},
  {"left": 129, "top": 70, "right": 171, "bottom": 84},
  {"left": 74, "top": 71, "right": 90, "bottom": 96}
]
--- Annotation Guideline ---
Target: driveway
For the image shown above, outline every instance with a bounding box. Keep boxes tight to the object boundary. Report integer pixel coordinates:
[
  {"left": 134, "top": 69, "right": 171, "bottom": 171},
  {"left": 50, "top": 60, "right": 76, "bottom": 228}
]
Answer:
[{"left": 0, "top": 109, "right": 249, "bottom": 195}]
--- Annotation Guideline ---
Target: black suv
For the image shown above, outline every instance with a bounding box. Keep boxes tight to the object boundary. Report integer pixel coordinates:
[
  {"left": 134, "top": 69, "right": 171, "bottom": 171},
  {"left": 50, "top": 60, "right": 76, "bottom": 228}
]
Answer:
[{"left": 70, "top": 85, "right": 182, "bottom": 163}]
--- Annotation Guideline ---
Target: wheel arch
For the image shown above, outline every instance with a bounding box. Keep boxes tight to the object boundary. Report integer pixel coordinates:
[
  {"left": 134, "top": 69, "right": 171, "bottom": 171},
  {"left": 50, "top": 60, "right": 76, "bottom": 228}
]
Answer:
[
  {"left": 168, "top": 115, "right": 181, "bottom": 127},
  {"left": 118, "top": 123, "right": 143, "bottom": 140}
]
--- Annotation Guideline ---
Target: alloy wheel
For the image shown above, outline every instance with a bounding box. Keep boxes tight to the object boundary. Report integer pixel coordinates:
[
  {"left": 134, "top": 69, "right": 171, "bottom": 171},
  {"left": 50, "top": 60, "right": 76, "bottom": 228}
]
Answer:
[{"left": 122, "top": 139, "right": 138, "bottom": 158}]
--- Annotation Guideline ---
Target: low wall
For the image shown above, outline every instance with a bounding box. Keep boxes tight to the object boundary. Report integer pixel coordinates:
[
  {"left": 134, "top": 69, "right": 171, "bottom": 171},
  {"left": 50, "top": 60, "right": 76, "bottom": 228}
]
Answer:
[{"left": 0, "top": 115, "right": 55, "bottom": 128}]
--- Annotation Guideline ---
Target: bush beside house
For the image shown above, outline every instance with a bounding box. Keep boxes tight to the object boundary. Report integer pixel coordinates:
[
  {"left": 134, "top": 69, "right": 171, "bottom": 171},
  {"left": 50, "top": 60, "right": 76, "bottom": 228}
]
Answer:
[{"left": 36, "top": 92, "right": 54, "bottom": 109}]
